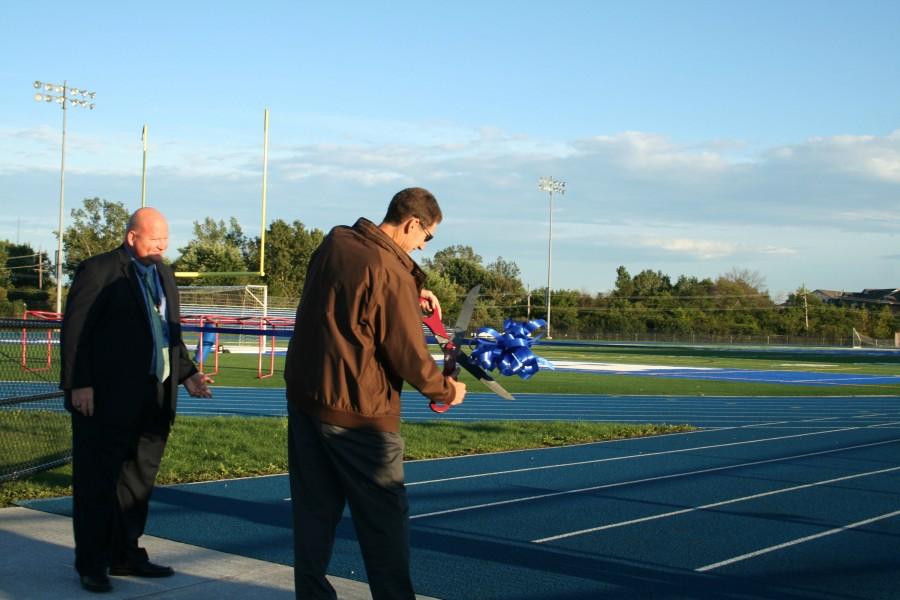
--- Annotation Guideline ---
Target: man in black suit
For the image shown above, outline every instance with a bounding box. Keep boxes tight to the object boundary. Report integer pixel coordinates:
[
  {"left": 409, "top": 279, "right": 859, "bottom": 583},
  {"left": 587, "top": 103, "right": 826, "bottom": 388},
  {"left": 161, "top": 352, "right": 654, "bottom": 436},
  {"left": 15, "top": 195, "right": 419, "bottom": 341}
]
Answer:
[{"left": 60, "top": 207, "right": 213, "bottom": 593}]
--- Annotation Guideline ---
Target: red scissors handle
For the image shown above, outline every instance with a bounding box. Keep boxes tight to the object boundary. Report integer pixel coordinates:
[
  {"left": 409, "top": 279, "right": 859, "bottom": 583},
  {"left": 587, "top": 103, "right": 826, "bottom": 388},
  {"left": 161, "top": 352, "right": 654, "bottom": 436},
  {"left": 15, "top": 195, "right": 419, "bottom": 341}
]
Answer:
[
  {"left": 420, "top": 287, "right": 515, "bottom": 411},
  {"left": 421, "top": 309, "right": 458, "bottom": 412}
]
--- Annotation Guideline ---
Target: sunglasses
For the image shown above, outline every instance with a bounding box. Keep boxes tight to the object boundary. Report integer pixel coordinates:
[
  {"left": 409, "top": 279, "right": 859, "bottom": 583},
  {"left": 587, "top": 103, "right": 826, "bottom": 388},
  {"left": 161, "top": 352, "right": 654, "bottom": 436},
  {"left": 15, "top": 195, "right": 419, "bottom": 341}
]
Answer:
[{"left": 418, "top": 219, "right": 434, "bottom": 242}]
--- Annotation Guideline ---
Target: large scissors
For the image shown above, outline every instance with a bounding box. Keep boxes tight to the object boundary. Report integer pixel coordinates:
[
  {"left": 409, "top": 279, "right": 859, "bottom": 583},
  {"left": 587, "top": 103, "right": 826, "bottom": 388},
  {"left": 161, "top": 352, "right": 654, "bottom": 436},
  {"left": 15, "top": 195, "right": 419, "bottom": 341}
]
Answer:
[{"left": 421, "top": 285, "right": 515, "bottom": 413}]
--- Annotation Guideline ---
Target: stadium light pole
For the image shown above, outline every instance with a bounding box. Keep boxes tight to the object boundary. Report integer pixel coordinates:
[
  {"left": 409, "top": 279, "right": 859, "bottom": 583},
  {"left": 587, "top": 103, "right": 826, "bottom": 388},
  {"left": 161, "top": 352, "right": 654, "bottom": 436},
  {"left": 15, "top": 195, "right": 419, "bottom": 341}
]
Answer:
[
  {"left": 538, "top": 176, "right": 565, "bottom": 339},
  {"left": 141, "top": 124, "right": 148, "bottom": 207},
  {"left": 32, "top": 80, "right": 96, "bottom": 314}
]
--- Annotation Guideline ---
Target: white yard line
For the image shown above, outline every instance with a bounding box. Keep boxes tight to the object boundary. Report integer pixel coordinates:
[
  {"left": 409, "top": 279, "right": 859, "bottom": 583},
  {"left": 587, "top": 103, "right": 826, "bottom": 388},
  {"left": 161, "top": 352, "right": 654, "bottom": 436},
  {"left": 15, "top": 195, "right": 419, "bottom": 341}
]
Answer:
[
  {"left": 409, "top": 434, "right": 900, "bottom": 520},
  {"left": 407, "top": 422, "right": 900, "bottom": 487},
  {"left": 695, "top": 508, "right": 900, "bottom": 572},
  {"left": 429, "top": 355, "right": 716, "bottom": 372},
  {"left": 532, "top": 464, "right": 900, "bottom": 543}
]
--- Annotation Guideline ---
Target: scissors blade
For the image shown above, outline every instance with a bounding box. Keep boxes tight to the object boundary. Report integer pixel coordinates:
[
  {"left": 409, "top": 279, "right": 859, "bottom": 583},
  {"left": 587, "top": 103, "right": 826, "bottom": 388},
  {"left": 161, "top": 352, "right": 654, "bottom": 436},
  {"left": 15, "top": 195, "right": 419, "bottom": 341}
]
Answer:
[
  {"left": 452, "top": 284, "right": 481, "bottom": 339},
  {"left": 455, "top": 352, "right": 516, "bottom": 401},
  {"left": 421, "top": 311, "right": 515, "bottom": 402}
]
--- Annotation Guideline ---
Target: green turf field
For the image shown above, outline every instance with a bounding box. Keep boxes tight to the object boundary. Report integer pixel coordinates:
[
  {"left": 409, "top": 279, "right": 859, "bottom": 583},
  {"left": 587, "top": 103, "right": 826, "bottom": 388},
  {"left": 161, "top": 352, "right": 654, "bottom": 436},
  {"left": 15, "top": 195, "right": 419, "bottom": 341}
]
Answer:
[
  {"left": 533, "top": 342, "right": 900, "bottom": 374},
  {"left": 205, "top": 344, "right": 900, "bottom": 396}
]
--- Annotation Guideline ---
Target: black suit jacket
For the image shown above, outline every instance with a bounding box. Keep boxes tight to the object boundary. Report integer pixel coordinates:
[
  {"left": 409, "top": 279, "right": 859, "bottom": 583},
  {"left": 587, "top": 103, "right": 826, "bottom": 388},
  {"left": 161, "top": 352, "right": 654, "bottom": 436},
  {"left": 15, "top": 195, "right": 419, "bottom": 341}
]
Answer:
[{"left": 60, "top": 245, "right": 197, "bottom": 424}]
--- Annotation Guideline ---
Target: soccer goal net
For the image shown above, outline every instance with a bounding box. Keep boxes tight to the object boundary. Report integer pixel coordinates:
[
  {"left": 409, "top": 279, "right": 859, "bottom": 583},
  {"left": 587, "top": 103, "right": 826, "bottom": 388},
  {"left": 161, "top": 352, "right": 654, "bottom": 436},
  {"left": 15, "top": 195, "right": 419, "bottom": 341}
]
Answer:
[
  {"left": 179, "top": 285, "right": 271, "bottom": 348},
  {"left": 851, "top": 327, "right": 897, "bottom": 349}
]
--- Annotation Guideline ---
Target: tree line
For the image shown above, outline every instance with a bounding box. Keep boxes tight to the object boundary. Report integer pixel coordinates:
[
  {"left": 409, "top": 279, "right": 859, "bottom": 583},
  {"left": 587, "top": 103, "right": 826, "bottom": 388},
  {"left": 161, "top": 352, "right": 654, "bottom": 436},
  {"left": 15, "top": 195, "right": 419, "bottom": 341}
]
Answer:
[{"left": 2, "top": 197, "right": 896, "bottom": 342}]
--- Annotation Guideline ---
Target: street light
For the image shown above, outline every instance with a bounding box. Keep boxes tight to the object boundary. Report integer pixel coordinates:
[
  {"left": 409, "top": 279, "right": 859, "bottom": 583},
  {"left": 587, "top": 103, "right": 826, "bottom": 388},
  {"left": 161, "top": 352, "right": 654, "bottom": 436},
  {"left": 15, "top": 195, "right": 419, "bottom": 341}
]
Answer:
[
  {"left": 538, "top": 176, "right": 565, "bottom": 339},
  {"left": 32, "top": 80, "right": 96, "bottom": 314}
]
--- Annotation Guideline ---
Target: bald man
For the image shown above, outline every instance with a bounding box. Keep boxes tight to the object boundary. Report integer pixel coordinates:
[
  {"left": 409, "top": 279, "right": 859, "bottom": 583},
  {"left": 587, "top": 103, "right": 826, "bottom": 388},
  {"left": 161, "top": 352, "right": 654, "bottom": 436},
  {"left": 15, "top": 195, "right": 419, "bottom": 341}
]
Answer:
[{"left": 60, "top": 207, "right": 212, "bottom": 593}]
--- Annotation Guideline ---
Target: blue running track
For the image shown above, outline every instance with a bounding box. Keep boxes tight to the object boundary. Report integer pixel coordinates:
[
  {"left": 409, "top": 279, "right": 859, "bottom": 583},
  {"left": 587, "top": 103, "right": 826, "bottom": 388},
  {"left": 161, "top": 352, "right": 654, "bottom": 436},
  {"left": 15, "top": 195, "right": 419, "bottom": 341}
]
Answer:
[{"left": 25, "top": 384, "right": 900, "bottom": 599}]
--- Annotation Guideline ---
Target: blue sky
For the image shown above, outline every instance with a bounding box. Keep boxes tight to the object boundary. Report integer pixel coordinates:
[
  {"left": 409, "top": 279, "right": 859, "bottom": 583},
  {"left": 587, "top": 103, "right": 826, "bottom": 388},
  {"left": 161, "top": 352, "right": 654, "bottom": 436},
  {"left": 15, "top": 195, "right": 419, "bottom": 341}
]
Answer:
[{"left": 1, "top": 0, "right": 898, "bottom": 298}]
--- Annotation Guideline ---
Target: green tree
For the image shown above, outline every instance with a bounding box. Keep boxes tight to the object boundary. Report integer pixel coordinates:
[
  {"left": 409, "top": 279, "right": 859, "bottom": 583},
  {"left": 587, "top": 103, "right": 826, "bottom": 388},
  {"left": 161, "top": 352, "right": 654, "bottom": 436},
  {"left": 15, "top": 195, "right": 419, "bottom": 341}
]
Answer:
[
  {"left": 0, "top": 241, "right": 52, "bottom": 312},
  {"left": 484, "top": 257, "right": 527, "bottom": 323},
  {"left": 423, "top": 270, "right": 463, "bottom": 326},
  {"left": 546, "top": 289, "right": 583, "bottom": 336},
  {"left": 632, "top": 269, "right": 672, "bottom": 298},
  {"left": 423, "top": 245, "right": 492, "bottom": 293},
  {"left": 422, "top": 247, "right": 530, "bottom": 328},
  {"left": 248, "top": 219, "right": 325, "bottom": 298},
  {"left": 781, "top": 288, "right": 813, "bottom": 336},
  {"left": 612, "top": 266, "right": 634, "bottom": 298},
  {"left": 872, "top": 305, "right": 898, "bottom": 339},
  {"left": 174, "top": 217, "right": 251, "bottom": 286},
  {"left": 0, "top": 243, "right": 16, "bottom": 315},
  {"left": 62, "top": 198, "right": 130, "bottom": 276},
  {"left": 0, "top": 287, "right": 16, "bottom": 316}
]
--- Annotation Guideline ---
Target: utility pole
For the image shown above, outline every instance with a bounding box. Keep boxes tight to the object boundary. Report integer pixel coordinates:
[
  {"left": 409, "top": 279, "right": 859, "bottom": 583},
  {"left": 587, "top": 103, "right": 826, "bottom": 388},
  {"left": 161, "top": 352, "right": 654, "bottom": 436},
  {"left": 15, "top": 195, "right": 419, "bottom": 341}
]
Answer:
[
  {"left": 141, "top": 125, "right": 148, "bottom": 207},
  {"left": 803, "top": 292, "right": 809, "bottom": 331},
  {"left": 526, "top": 285, "right": 531, "bottom": 319}
]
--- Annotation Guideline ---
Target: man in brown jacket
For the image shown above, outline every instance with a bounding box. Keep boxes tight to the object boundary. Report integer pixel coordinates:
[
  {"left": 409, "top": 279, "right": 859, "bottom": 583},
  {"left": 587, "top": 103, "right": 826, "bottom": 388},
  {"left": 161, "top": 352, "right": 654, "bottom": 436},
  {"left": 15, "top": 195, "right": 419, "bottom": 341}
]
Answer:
[{"left": 284, "top": 187, "right": 466, "bottom": 599}]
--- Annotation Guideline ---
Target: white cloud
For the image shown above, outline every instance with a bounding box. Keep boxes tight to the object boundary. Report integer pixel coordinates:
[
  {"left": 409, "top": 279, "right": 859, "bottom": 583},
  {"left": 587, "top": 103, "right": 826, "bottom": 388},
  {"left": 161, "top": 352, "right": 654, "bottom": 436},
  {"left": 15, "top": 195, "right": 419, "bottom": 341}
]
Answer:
[
  {"left": 758, "top": 246, "right": 798, "bottom": 256},
  {"left": 765, "top": 129, "right": 900, "bottom": 184},
  {"left": 574, "top": 131, "right": 733, "bottom": 174},
  {"left": 641, "top": 237, "right": 736, "bottom": 259},
  {"left": 2, "top": 123, "right": 899, "bottom": 295},
  {"left": 281, "top": 163, "right": 406, "bottom": 186},
  {"left": 835, "top": 209, "right": 900, "bottom": 224}
]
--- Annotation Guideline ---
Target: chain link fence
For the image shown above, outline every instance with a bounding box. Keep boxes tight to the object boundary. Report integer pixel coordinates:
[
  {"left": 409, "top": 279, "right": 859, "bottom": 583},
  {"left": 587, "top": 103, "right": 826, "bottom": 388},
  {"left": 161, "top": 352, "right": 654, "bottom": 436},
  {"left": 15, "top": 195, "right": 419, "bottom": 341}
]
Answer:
[
  {"left": 540, "top": 330, "right": 865, "bottom": 347},
  {"left": 0, "top": 318, "right": 69, "bottom": 482}
]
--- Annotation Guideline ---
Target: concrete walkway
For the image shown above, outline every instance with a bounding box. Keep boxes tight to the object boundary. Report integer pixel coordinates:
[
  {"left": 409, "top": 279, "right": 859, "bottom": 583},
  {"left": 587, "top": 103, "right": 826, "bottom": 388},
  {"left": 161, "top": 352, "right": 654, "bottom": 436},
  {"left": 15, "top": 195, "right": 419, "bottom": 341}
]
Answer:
[{"left": 0, "top": 506, "right": 438, "bottom": 599}]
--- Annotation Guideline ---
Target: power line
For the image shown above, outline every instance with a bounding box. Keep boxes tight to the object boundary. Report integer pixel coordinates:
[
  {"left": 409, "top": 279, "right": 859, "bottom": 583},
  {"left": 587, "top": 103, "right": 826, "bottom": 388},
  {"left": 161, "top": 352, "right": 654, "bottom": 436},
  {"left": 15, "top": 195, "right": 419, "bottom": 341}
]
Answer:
[{"left": 0, "top": 264, "right": 50, "bottom": 271}]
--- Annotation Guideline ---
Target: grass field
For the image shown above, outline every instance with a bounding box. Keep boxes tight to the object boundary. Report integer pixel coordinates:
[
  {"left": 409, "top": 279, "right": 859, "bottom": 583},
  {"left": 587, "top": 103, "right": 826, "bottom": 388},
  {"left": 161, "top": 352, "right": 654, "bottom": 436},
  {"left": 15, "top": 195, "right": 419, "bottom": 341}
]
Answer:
[{"left": 0, "top": 418, "right": 692, "bottom": 507}]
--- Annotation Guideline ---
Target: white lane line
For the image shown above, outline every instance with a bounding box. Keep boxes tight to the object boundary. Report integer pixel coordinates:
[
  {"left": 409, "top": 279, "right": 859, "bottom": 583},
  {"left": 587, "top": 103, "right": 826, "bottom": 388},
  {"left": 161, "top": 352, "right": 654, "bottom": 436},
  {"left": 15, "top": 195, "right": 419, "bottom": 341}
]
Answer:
[
  {"left": 407, "top": 421, "right": 900, "bottom": 486},
  {"left": 532, "top": 464, "right": 900, "bottom": 543},
  {"left": 695, "top": 508, "right": 900, "bottom": 572},
  {"left": 409, "top": 437, "right": 900, "bottom": 520}
]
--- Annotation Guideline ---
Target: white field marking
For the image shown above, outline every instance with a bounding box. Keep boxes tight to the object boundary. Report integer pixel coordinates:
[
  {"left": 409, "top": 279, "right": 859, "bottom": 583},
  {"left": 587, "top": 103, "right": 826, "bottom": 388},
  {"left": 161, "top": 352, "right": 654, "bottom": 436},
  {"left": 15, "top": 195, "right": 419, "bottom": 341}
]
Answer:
[
  {"left": 404, "top": 425, "right": 756, "bottom": 465},
  {"left": 532, "top": 464, "right": 900, "bottom": 543},
  {"left": 778, "top": 363, "right": 839, "bottom": 368},
  {"left": 404, "top": 399, "right": 899, "bottom": 411},
  {"left": 555, "top": 361, "right": 716, "bottom": 372},
  {"left": 429, "top": 355, "right": 716, "bottom": 372},
  {"left": 409, "top": 436, "right": 900, "bottom": 520},
  {"left": 695, "top": 508, "right": 900, "bottom": 572},
  {"left": 406, "top": 421, "right": 899, "bottom": 487},
  {"left": 400, "top": 401, "right": 884, "bottom": 413}
]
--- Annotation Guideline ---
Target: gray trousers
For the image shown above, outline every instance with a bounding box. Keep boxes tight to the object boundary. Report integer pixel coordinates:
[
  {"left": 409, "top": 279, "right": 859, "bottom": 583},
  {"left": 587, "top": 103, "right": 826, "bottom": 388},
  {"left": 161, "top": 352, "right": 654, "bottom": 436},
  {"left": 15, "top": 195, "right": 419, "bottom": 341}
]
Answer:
[{"left": 287, "top": 405, "right": 414, "bottom": 600}]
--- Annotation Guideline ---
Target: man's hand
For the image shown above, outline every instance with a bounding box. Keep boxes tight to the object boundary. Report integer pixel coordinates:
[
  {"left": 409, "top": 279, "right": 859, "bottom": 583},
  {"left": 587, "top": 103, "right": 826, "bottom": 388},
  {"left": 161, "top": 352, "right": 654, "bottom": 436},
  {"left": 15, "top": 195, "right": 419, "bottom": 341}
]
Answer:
[
  {"left": 419, "top": 289, "right": 442, "bottom": 320},
  {"left": 71, "top": 387, "right": 94, "bottom": 416},
  {"left": 448, "top": 377, "right": 466, "bottom": 406},
  {"left": 185, "top": 372, "right": 214, "bottom": 398}
]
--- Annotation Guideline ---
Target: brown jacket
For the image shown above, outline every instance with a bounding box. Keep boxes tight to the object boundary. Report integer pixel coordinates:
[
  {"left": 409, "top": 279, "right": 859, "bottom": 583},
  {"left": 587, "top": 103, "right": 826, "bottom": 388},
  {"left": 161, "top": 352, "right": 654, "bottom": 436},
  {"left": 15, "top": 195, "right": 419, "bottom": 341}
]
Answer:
[{"left": 284, "top": 218, "right": 457, "bottom": 432}]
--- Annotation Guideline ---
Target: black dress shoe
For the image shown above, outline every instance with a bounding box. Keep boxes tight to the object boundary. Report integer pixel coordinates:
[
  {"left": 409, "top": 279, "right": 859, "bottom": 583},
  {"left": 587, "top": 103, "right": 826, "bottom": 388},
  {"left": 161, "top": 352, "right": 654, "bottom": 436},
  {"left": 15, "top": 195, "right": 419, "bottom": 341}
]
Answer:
[
  {"left": 80, "top": 574, "right": 112, "bottom": 593},
  {"left": 109, "top": 560, "right": 175, "bottom": 577}
]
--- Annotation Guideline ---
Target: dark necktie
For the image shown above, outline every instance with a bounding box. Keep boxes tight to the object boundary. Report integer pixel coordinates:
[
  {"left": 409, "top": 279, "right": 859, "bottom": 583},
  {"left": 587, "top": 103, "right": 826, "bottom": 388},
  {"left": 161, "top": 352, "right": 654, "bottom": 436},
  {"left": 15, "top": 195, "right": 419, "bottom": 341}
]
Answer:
[{"left": 142, "top": 269, "right": 170, "bottom": 382}]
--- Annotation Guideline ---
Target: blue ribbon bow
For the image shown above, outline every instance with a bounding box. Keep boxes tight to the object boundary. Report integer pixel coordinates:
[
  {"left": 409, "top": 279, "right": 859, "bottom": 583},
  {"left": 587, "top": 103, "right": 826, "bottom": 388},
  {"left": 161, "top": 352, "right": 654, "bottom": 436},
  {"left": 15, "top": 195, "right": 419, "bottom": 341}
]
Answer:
[{"left": 467, "top": 318, "right": 554, "bottom": 379}]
